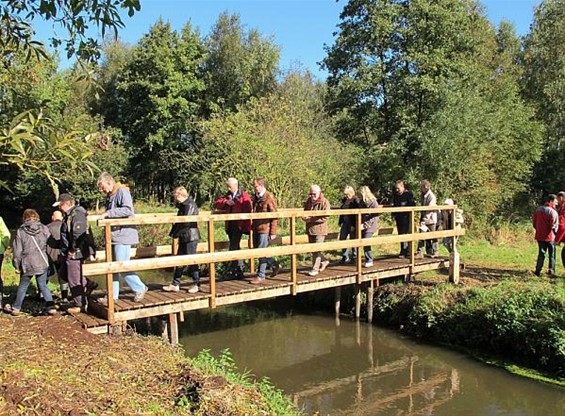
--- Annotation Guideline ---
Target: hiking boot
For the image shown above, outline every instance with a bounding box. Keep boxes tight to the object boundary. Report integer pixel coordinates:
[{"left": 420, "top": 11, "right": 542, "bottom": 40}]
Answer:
[
  {"left": 187, "top": 285, "right": 199, "bottom": 294},
  {"left": 319, "top": 260, "right": 330, "bottom": 272},
  {"left": 162, "top": 284, "right": 180, "bottom": 292},
  {"left": 271, "top": 262, "right": 280, "bottom": 277},
  {"left": 308, "top": 269, "right": 319, "bottom": 277},
  {"left": 250, "top": 277, "right": 265, "bottom": 285},
  {"left": 133, "top": 287, "right": 148, "bottom": 302}
]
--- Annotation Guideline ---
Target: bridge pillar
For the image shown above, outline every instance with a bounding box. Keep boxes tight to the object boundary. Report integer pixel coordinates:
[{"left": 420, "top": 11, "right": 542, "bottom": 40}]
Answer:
[
  {"left": 367, "top": 280, "right": 374, "bottom": 324},
  {"left": 449, "top": 250, "right": 460, "bottom": 284},
  {"left": 334, "top": 286, "right": 341, "bottom": 317},
  {"left": 354, "top": 284, "right": 361, "bottom": 320},
  {"left": 169, "top": 313, "right": 179, "bottom": 346}
]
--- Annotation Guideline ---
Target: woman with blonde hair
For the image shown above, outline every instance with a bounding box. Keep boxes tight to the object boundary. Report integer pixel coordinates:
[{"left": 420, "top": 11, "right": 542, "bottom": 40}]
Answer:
[
  {"left": 5, "top": 209, "right": 56, "bottom": 316},
  {"left": 338, "top": 186, "right": 359, "bottom": 263},
  {"left": 357, "top": 186, "right": 379, "bottom": 267}
]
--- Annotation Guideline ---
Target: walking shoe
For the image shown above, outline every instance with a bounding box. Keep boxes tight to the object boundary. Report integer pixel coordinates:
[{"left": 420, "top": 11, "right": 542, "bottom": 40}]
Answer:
[
  {"left": 308, "top": 269, "right": 319, "bottom": 277},
  {"left": 66, "top": 306, "right": 81, "bottom": 314},
  {"left": 10, "top": 308, "right": 20, "bottom": 317},
  {"left": 85, "top": 280, "right": 99, "bottom": 296},
  {"left": 187, "top": 285, "right": 199, "bottom": 293},
  {"left": 339, "top": 257, "right": 350, "bottom": 264},
  {"left": 133, "top": 287, "right": 148, "bottom": 302},
  {"left": 271, "top": 262, "right": 280, "bottom": 277},
  {"left": 364, "top": 261, "right": 374, "bottom": 268},
  {"left": 415, "top": 253, "right": 424, "bottom": 259},
  {"left": 162, "top": 284, "right": 180, "bottom": 292},
  {"left": 319, "top": 260, "right": 330, "bottom": 272},
  {"left": 98, "top": 296, "right": 108, "bottom": 306},
  {"left": 250, "top": 277, "right": 266, "bottom": 285},
  {"left": 47, "top": 307, "right": 58, "bottom": 316}
]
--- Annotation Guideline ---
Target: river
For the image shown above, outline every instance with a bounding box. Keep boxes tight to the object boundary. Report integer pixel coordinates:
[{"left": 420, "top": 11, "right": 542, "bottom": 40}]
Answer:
[{"left": 177, "top": 300, "right": 564, "bottom": 416}]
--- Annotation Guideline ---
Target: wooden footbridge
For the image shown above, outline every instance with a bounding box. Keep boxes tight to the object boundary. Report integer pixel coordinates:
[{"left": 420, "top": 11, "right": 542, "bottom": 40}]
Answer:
[{"left": 77, "top": 205, "right": 464, "bottom": 343}]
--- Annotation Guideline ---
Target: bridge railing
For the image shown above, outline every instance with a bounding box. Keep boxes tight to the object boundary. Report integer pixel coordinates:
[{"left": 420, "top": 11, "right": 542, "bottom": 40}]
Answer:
[{"left": 82, "top": 205, "right": 465, "bottom": 323}]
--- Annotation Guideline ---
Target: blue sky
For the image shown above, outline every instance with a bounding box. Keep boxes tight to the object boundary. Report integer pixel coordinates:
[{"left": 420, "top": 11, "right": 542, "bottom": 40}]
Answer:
[{"left": 37, "top": 0, "right": 540, "bottom": 78}]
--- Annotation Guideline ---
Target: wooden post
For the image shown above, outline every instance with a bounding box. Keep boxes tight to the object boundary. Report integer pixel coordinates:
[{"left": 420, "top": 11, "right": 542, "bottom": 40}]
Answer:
[
  {"left": 356, "top": 212, "right": 363, "bottom": 284},
  {"left": 172, "top": 237, "right": 178, "bottom": 255},
  {"left": 367, "top": 279, "right": 374, "bottom": 323},
  {"left": 334, "top": 286, "right": 341, "bottom": 317},
  {"left": 449, "top": 207, "right": 460, "bottom": 284},
  {"left": 354, "top": 283, "right": 361, "bottom": 320},
  {"left": 207, "top": 220, "right": 216, "bottom": 308},
  {"left": 104, "top": 224, "right": 115, "bottom": 324},
  {"left": 290, "top": 216, "right": 298, "bottom": 295},
  {"left": 179, "top": 311, "right": 185, "bottom": 323},
  {"left": 249, "top": 229, "right": 255, "bottom": 274},
  {"left": 408, "top": 209, "right": 415, "bottom": 282},
  {"left": 169, "top": 312, "right": 179, "bottom": 345}
]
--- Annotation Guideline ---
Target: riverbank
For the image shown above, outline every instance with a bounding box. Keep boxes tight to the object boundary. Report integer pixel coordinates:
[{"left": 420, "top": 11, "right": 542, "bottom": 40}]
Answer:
[
  {"left": 371, "top": 265, "right": 565, "bottom": 386},
  {"left": 0, "top": 312, "right": 299, "bottom": 414}
]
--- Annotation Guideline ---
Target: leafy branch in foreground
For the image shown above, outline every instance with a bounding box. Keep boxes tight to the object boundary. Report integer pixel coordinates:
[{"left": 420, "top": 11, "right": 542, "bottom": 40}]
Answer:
[{"left": 0, "top": 110, "right": 97, "bottom": 195}]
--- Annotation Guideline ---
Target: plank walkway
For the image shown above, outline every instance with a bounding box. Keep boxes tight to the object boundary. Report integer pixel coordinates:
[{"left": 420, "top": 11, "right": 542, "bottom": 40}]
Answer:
[{"left": 73, "top": 255, "right": 449, "bottom": 332}]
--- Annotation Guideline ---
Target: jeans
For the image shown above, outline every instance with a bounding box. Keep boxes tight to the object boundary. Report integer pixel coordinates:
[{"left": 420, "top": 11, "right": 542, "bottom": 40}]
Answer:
[
  {"left": 417, "top": 223, "right": 439, "bottom": 255},
  {"left": 535, "top": 240, "right": 556, "bottom": 275},
  {"left": 308, "top": 235, "right": 327, "bottom": 271},
  {"left": 339, "top": 225, "right": 357, "bottom": 259},
  {"left": 13, "top": 269, "right": 54, "bottom": 310},
  {"left": 396, "top": 219, "right": 411, "bottom": 256},
  {"left": 112, "top": 244, "right": 147, "bottom": 300},
  {"left": 173, "top": 240, "right": 200, "bottom": 286},
  {"left": 0, "top": 253, "right": 4, "bottom": 293},
  {"left": 362, "top": 230, "right": 374, "bottom": 263},
  {"left": 253, "top": 233, "right": 277, "bottom": 279},
  {"left": 227, "top": 224, "right": 244, "bottom": 273}
]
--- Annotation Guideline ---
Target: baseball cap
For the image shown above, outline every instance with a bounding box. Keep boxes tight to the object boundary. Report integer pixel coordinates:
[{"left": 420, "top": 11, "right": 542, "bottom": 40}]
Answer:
[{"left": 52, "top": 193, "right": 74, "bottom": 207}]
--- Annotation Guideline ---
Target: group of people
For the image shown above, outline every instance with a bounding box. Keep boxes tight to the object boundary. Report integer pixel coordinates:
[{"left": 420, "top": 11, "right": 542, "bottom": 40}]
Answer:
[
  {"left": 532, "top": 192, "right": 565, "bottom": 277},
  {"left": 0, "top": 174, "right": 460, "bottom": 316},
  {"left": 0, "top": 172, "right": 149, "bottom": 316}
]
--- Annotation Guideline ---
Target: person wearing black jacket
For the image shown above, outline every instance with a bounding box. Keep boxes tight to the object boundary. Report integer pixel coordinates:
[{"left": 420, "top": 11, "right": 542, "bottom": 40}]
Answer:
[
  {"left": 393, "top": 180, "right": 416, "bottom": 258},
  {"left": 164, "top": 186, "right": 201, "bottom": 293},
  {"left": 54, "top": 193, "right": 98, "bottom": 313},
  {"left": 338, "top": 186, "right": 359, "bottom": 263}
]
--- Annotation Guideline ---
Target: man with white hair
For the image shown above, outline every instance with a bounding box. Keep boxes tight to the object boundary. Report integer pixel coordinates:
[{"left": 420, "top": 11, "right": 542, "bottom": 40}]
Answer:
[
  {"left": 303, "top": 184, "right": 330, "bottom": 276},
  {"left": 214, "top": 177, "right": 252, "bottom": 279}
]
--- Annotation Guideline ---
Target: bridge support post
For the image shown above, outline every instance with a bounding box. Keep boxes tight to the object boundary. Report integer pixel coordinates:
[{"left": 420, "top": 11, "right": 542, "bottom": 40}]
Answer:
[
  {"left": 169, "top": 313, "right": 179, "bottom": 346},
  {"left": 449, "top": 250, "right": 460, "bottom": 284},
  {"left": 354, "top": 284, "right": 361, "bottom": 320},
  {"left": 367, "top": 280, "right": 374, "bottom": 324},
  {"left": 334, "top": 286, "right": 341, "bottom": 317}
]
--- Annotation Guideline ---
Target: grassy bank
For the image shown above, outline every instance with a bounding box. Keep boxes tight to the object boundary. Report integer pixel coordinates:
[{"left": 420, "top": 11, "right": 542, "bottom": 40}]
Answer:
[{"left": 371, "top": 228, "right": 565, "bottom": 386}]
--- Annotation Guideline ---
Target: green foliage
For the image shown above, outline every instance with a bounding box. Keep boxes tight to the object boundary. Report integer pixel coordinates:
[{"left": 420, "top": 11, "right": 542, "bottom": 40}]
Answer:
[
  {"left": 203, "top": 11, "right": 280, "bottom": 113},
  {"left": 196, "top": 70, "right": 362, "bottom": 207},
  {"left": 189, "top": 349, "right": 300, "bottom": 416},
  {"left": 375, "top": 279, "right": 565, "bottom": 378},
  {"left": 523, "top": 0, "right": 565, "bottom": 195},
  {"left": 0, "top": 0, "right": 141, "bottom": 62},
  {"left": 323, "top": 0, "right": 543, "bottom": 219}
]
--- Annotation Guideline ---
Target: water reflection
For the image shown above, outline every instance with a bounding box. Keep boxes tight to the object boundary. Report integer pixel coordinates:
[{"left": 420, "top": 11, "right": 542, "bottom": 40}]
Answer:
[{"left": 180, "top": 303, "right": 564, "bottom": 415}]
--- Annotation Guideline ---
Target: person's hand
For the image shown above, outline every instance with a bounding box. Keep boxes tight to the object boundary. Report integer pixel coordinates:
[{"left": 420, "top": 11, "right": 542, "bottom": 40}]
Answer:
[
  {"left": 420, "top": 221, "right": 426, "bottom": 227},
  {"left": 303, "top": 216, "right": 311, "bottom": 222},
  {"left": 99, "top": 213, "right": 107, "bottom": 220},
  {"left": 226, "top": 198, "right": 235, "bottom": 206},
  {"left": 270, "top": 234, "right": 277, "bottom": 241},
  {"left": 361, "top": 224, "right": 366, "bottom": 231}
]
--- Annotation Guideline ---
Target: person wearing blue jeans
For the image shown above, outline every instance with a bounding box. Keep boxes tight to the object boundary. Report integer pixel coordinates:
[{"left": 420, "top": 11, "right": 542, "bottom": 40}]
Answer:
[
  {"left": 8, "top": 209, "right": 56, "bottom": 316},
  {"left": 250, "top": 177, "right": 279, "bottom": 284},
  {"left": 97, "top": 172, "right": 148, "bottom": 303},
  {"left": 532, "top": 194, "right": 559, "bottom": 276},
  {"left": 338, "top": 186, "right": 359, "bottom": 263}
]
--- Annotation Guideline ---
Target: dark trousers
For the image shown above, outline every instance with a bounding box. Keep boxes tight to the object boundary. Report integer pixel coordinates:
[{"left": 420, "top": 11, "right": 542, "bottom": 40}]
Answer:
[
  {"left": 417, "top": 223, "right": 439, "bottom": 255},
  {"left": 227, "top": 224, "right": 244, "bottom": 273},
  {"left": 535, "top": 240, "right": 556, "bottom": 275},
  {"left": 65, "top": 257, "right": 87, "bottom": 308},
  {"left": 396, "top": 219, "right": 411, "bottom": 256},
  {"left": 173, "top": 240, "right": 200, "bottom": 286}
]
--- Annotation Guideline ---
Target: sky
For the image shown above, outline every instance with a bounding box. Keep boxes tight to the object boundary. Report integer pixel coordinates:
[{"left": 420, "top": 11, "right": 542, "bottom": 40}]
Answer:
[{"left": 35, "top": 0, "right": 541, "bottom": 79}]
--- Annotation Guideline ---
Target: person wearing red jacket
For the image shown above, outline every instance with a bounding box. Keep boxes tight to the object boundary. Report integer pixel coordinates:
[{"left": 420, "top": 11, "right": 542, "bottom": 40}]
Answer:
[
  {"left": 214, "top": 177, "right": 252, "bottom": 279},
  {"left": 555, "top": 191, "right": 565, "bottom": 269},
  {"left": 532, "top": 194, "right": 558, "bottom": 276}
]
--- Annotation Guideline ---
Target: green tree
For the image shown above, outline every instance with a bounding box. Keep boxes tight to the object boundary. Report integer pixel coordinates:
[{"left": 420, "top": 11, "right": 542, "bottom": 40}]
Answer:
[
  {"left": 112, "top": 20, "right": 206, "bottom": 200},
  {"left": 203, "top": 12, "right": 280, "bottom": 113},
  {"left": 523, "top": 0, "right": 565, "bottom": 194},
  {"left": 323, "top": 0, "right": 542, "bottom": 218},
  {"left": 196, "top": 70, "right": 361, "bottom": 207}
]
